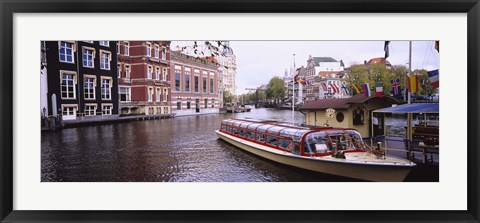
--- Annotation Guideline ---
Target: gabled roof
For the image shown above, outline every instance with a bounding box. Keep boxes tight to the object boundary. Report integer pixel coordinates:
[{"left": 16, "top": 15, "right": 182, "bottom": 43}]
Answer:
[
  {"left": 299, "top": 94, "right": 400, "bottom": 111},
  {"left": 313, "top": 57, "right": 338, "bottom": 65},
  {"left": 367, "top": 57, "right": 391, "bottom": 65}
]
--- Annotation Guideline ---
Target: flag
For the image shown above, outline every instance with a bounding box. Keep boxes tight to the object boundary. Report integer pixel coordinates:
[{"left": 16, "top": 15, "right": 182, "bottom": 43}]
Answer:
[
  {"left": 384, "top": 41, "right": 390, "bottom": 59},
  {"left": 408, "top": 76, "right": 419, "bottom": 93},
  {"left": 435, "top": 41, "right": 439, "bottom": 52},
  {"left": 352, "top": 84, "right": 361, "bottom": 94},
  {"left": 427, "top": 69, "right": 439, "bottom": 89},
  {"left": 375, "top": 83, "right": 383, "bottom": 96},
  {"left": 293, "top": 74, "right": 299, "bottom": 82},
  {"left": 390, "top": 79, "right": 401, "bottom": 95},
  {"left": 341, "top": 83, "right": 349, "bottom": 95},
  {"left": 321, "top": 82, "right": 328, "bottom": 91},
  {"left": 362, "top": 83, "right": 371, "bottom": 97},
  {"left": 329, "top": 83, "right": 338, "bottom": 94}
]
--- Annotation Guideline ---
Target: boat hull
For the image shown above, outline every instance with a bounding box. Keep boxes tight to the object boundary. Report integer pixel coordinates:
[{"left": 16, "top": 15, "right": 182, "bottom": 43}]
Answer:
[{"left": 216, "top": 131, "right": 412, "bottom": 182}]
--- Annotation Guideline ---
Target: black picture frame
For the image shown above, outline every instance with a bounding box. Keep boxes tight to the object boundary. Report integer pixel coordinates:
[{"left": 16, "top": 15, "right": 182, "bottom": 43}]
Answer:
[{"left": 1, "top": 0, "right": 479, "bottom": 222}]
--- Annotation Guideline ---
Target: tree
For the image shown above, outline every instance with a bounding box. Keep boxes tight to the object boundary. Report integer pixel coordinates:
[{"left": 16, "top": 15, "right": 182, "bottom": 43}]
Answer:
[
  {"left": 266, "top": 77, "right": 285, "bottom": 101},
  {"left": 223, "top": 91, "right": 234, "bottom": 104}
]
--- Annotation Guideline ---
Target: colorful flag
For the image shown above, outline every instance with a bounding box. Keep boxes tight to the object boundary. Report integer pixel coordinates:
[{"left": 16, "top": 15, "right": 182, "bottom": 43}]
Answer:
[
  {"left": 408, "top": 76, "right": 419, "bottom": 93},
  {"left": 435, "top": 41, "right": 439, "bottom": 52},
  {"left": 329, "top": 83, "right": 338, "bottom": 94},
  {"left": 321, "top": 82, "right": 328, "bottom": 91},
  {"left": 341, "top": 83, "right": 349, "bottom": 95},
  {"left": 427, "top": 69, "right": 439, "bottom": 89},
  {"left": 375, "top": 83, "right": 383, "bottom": 96},
  {"left": 293, "top": 74, "right": 299, "bottom": 82},
  {"left": 384, "top": 41, "right": 390, "bottom": 59},
  {"left": 362, "top": 83, "right": 371, "bottom": 97},
  {"left": 352, "top": 84, "right": 361, "bottom": 94},
  {"left": 390, "top": 79, "right": 401, "bottom": 95}
]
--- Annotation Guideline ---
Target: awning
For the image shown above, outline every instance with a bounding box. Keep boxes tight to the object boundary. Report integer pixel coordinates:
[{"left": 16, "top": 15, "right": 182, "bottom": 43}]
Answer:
[{"left": 373, "top": 103, "right": 439, "bottom": 114}]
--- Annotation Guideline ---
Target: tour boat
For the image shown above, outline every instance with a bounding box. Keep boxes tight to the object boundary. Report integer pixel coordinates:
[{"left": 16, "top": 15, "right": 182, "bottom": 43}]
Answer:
[{"left": 215, "top": 118, "right": 416, "bottom": 182}]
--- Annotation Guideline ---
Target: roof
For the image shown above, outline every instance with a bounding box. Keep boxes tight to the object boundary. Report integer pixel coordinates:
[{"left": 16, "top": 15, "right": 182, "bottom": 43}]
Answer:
[
  {"left": 367, "top": 57, "right": 391, "bottom": 65},
  {"left": 318, "top": 71, "right": 341, "bottom": 77},
  {"left": 313, "top": 57, "right": 338, "bottom": 66},
  {"left": 299, "top": 94, "right": 400, "bottom": 110},
  {"left": 373, "top": 103, "right": 439, "bottom": 114}
]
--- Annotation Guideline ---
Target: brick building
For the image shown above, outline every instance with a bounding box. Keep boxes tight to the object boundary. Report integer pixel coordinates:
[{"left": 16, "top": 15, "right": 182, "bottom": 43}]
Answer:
[
  {"left": 117, "top": 41, "right": 171, "bottom": 115},
  {"left": 44, "top": 41, "right": 119, "bottom": 120},
  {"left": 170, "top": 51, "right": 220, "bottom": 116}
]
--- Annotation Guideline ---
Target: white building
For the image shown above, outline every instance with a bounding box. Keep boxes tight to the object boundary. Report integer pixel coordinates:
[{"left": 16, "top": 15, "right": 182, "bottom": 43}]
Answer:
[
  {"left": 217, "top": 41, "right": 237, "bottom": 104},
  {"left": 305, "top": 55, "right": 346, "bottom": 100},
  {"left": 40, "top": 41, "right": 49, "bottom": 117}
]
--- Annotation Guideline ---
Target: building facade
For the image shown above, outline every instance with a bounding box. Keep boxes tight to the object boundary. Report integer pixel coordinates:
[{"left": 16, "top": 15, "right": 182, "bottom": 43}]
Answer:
[
  {"left": 117, "top": 41, "right": 171, "bottom": 115},
  {"left": 170, "top": 51, "right": 220, "bottom": 116},
  {"left": 45, "top": 41, "right": 119, "bottom": 121},
  {"left": 305, "top": 56, "right": 346, "bottom": 100},
  {"left": 217, "top": 41, "right": 237, "bottom": 105}
]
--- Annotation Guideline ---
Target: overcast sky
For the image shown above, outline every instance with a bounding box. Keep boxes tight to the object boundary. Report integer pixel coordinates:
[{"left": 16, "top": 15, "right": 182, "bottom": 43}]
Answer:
[{"left": 229, "top": 41, "right": 440, "bottom": 94}]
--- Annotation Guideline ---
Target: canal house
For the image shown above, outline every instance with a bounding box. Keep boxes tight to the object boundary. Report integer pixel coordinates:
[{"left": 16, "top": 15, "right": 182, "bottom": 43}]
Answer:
[
  {"left": 170, "top": 51, "right": 220, "bottom": 116},
  {"left": 117, "top": 41, "right": 171, "bottom": 115},
  {"left": 44, "top": 41, "right": 119, "bottom": 121},
  {"left": 299, "top": 94, "right": 400, "bottom": 138}
]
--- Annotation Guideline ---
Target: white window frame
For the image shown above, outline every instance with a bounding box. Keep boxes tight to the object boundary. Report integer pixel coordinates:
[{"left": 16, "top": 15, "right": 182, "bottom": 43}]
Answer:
[
  {"left": 84, "top": 104, "right": 97, "bottom": 116},
  {"left": 83, "top": 75, "right": 96, "bottom": 100},
  {"left": 161, "top": 49, "right": 166, "bottom": 60},
  {"left": 162, "top": 68, "right": 167, "bottom": 81},
  {"left": 101, "top": 77, "right": 112, "bottom": 100},
  {"left": 124, "top": 42, "right": 129, "bottom": 56},
  {"left": 117, "top": 42, "right": 120, "bottom": 54},
  {"left": 117, "top": 64, "right": 121, "bottom": 78},
  {"left": 155, "top": 67, "right": 160, "bottom": 80},
  {"left": 102, "top": 104, "right": 113, "bottom": 115},
  {"left": 99, "top": 41, "right": 109, "bottom": 47},
  {"left": 163, "top": 88, "right": 168, "bottom": 102},
  {"left": 119, "top": 86, "right": 131, "bottom": 102},
  {"left": 61, "top": 104, "right": 78, "bottom": 120},
  {"left": 146, "top": 42, "right": 151, "bottom": 57},
  {"left": 60, "top": 70, "right": 77, "bottom": 99},
  {"left": 156, "top": 88, "right": 161, "bottom": 102},
  {"left": 147, "top": 65, "right": 153, "bottom": 79},
  {"left": 100, "top": 50, "right": 111, "bottom": 70},
  {"left": 59, "top": 41, "right": 75, "bottom": 63},
  {"left": 82, "top": 47, "right": 95, "bottom": 68},
  {"left": 148, "top": 87, "right": 153, "bottom": 102},
  {"left": 154, "top": 45, "right": 159, "bottom": 58},
  {"left": 125, "top": 64, "right": 131, "bottom": 79}
]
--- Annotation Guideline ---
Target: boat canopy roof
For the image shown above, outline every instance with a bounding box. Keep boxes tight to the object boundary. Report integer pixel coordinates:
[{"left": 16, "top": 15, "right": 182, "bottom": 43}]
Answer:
[
  {"left": 221, "top": 118, "right": 343, "bottom": 141},
  {"left": 373, "top": 103, "right": 439, "bottom": 114}
]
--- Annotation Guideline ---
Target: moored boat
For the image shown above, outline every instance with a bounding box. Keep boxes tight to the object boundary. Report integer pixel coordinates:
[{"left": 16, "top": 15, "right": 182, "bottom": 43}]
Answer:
[{"left": 215, "top": 118, "right": 416, "bottom": 182}]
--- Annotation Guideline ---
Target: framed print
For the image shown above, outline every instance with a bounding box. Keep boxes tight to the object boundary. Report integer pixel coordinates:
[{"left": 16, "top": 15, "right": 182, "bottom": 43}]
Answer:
[{"left": 1, "top": 0, "right": 479, "bottom": 222}]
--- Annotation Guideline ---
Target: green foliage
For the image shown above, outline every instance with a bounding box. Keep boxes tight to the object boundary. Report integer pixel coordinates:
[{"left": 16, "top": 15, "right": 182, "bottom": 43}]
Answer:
[
  {"left": 223, "top": 91, "right": 234, "bottom": 104},
  {"left": 266, "top": 77, "right": 285, "bottom": 100}
]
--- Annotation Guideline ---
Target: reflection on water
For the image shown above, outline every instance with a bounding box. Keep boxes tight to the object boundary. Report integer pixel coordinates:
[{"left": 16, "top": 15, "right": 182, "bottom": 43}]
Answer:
[{"left": 42, "top": 108, "right": 355, "bottom": 182}]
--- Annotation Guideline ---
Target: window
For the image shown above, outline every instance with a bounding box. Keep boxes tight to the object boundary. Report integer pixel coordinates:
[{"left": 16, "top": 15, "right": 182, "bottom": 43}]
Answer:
[
  {"left": 82, "top": 48, "right": 94, "bottom": 68},
  {"left": 101, "top": 78, "right": 112, "bottom": 100},
  {"left": 84, "top": 76, "right": 95, "bottom": 100},
  {"left": 194, "top": 76, "right": 199, "bottom": 92},
  {"left": 175, "top": 70, "right": 181, "bottom": 91},
  {"left": 124, "top": 42, "right": 129, "bottom": 56},
  {"left": 62, "top": 106, "right": 76, "bottom": 116},
  {"left": 204, "top": 99, "right": 208, "bottom": 108},
  {"left": 102, "top": 104, "right": 112, "bottom": 115},
  {"left": 99, "top": 41, "right": 109, "bottom": 46},
  {"left": 177, "top": 101, "right": 181, "bottom": 110},
  {"left": 125, "top": 65, "right": 131, "bottom": 79},
  {"left": 210, "top": 78, "right": 214, "bottom": 93},
  {"left": 187, "top": 101, "right": 191, "bottom": 109},
  {"left": 117, "top": 64, "right": 121, "bottom": 78},
  {"left": 161, "top": 49, "right": 166, "bottom": 60},
  {"left": 155, "top": 67, "right": 160, "bottom": 80},
  {"left": 163, "top": 88, "right": 168, "bottom": 102},
  {"left": 256, "top": 134, "right": 265, "bottom": 143},
  {"left": 203, "top": 77, "right": 207, "bottom": 93},
  {"left": 336, "top": 112, "right": 344, "bottom": 123},
  {"left": 100, "top": 51, "right": 111, "bottom": 70},
  {"left": 156, "top": 88, "right": 161, "bottom": 102},
  {"left": 154, "top": 45, "right": 159, "bottom": 58},
  {"left": 211, "top": 99, "right": 214, "bottom": 108},
  {"left": 119, "top": 86, "right": 131, "bottom": 102},
  {"left": 147, "top": 66, "right": 153, "bottom": 79},
  {"left": 185, "top": 72, "right": 190, "bottom": 92},
  {"left": 266, "top": 136, "right": 278, "bottom": 146},
  {"left": 162, "top": 68, "right": 167, "bottom": 81},
  {"left": 85, "top": 105, "right": 97, "bottom": 116},
  {"left": 146, "top": 43, "right": 151, "bottom": 57},
  {"left": 117, "top": 42, "right": 120, "bottom": 54},
  {"left": 59, "top": 41, "right": 74, "bottom": 63},
  {"left": 60, "top": 72, "right": 76, "bottom": 99},
  {"left": 148, "top": 87, "right": 153, "bottom": 102}
]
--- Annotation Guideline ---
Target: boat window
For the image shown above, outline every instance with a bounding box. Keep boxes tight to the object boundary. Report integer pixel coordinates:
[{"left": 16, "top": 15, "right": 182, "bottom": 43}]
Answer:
[
  {"left": 279, "top": 128, "right": 298, "bottom": 138},
  {"left": 293, "top": 143, "right": 301, "bottom": 155},
  {"left": 247, "top": 123, "right": 262, "bottom": 131},
  {"left": 221, "top": 124, "right": 226, "bottom": 131},
  {"left": 267, "top": 126, "right": 285, "bottom": 135},
  {"left": 232, "top": 127, "right": 238, "bottom": 135},
  {"left": 246, "top": 131, "right": 255, "bottom": 140},
  {"left": 256, "top": 125, "right": 272, "bottom": 133},
  {"left": 293, "top": 130, "right": 309, "bottom": 142},
  {"left": 266, "top": 135, "right": 277, "bottom": 146},
  {"left": 239, "top": 129, "right": 246, "bottom": 137},
  {"left": 256, "top": 134, "right": 265, "bottom": 143},
  {"left": 304, "top": 132, "right": 329, "bottom": 154},
  {"left": 239, "top": 122, "right": 250, "bottom": 129},
  {"left": 278, "top": 138, "right": 292, "bottom": 150}
]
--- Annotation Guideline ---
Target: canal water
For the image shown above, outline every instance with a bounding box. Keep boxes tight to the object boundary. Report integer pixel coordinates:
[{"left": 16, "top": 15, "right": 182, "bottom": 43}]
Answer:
[{"left": 41, "top": 108, "right": 437, "bottom": 182}]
